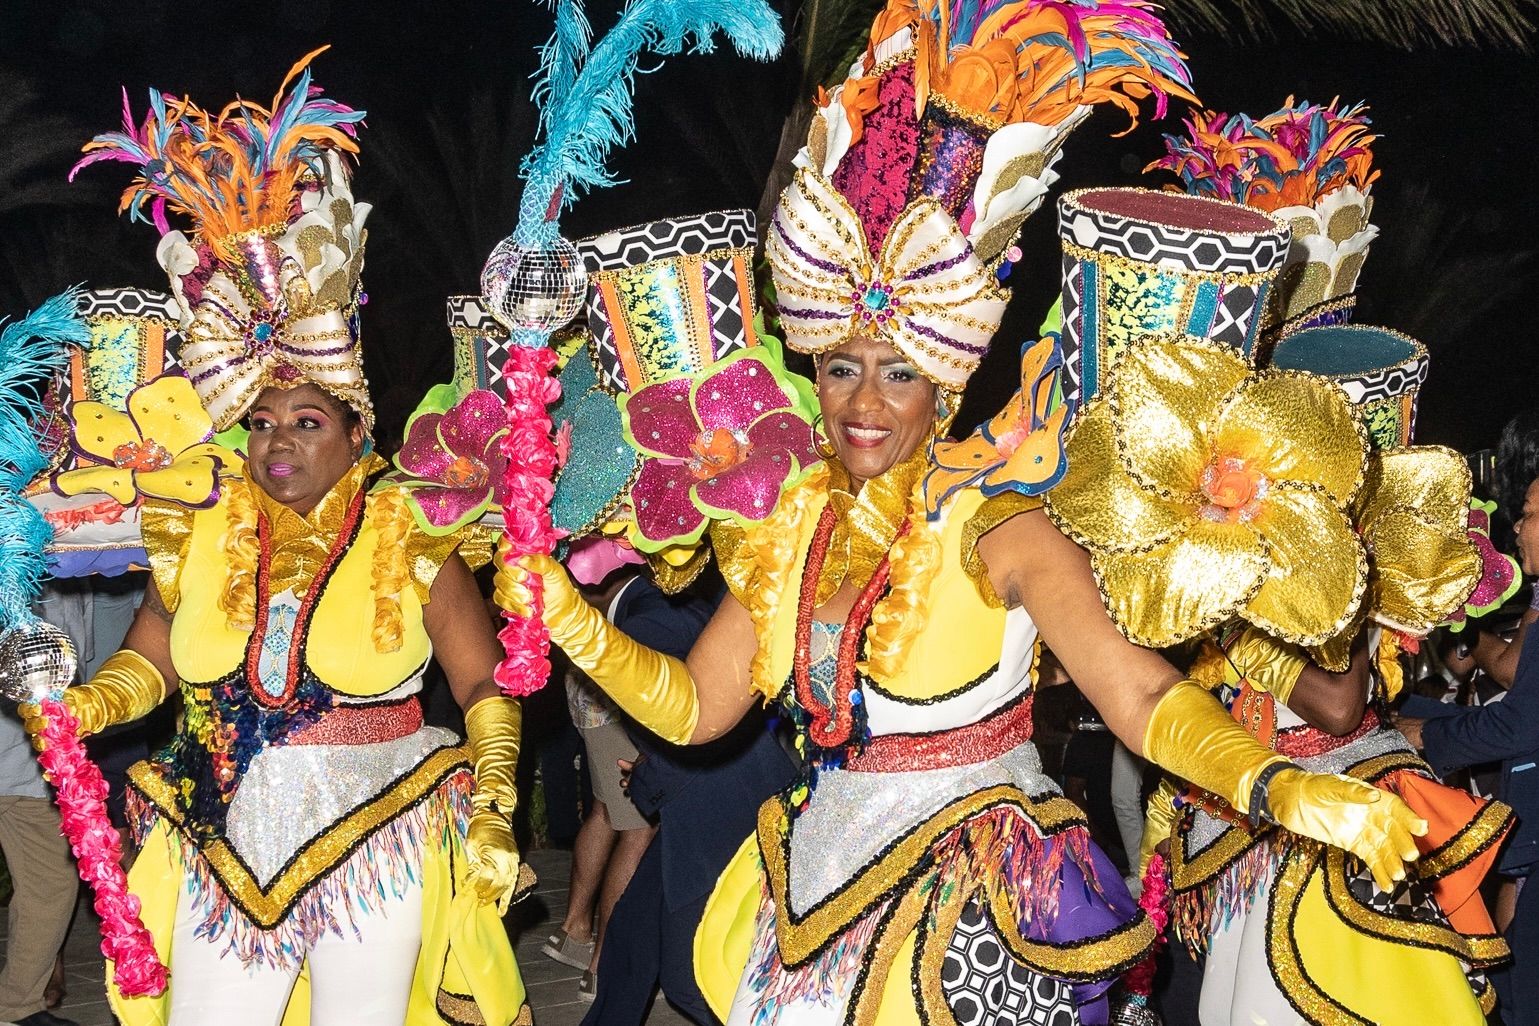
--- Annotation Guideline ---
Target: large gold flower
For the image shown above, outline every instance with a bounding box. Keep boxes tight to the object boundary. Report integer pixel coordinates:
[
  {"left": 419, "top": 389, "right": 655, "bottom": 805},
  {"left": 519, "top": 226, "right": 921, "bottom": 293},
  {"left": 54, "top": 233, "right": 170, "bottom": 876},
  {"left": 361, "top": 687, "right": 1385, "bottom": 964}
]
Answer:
[
  {"left": 1045, "top": 337, "right": 1369, "bottom": 648},
  {"left": 1355, "top": 447, "right": 1480, "bottom": 635}
]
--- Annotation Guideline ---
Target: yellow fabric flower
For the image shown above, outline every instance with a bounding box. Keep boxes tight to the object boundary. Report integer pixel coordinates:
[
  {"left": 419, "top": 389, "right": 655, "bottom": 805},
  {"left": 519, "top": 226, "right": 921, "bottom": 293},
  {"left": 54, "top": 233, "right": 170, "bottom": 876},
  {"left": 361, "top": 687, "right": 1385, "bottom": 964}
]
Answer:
[
  {"left": 1045, "top": 337, "right": 1369, "bottom": 648},
  {"left": 53, "top": 374, "right": 230, "bottom": 508},
  {"left": 1355, "top": 446, "right": 1480, "bottom": 636}
]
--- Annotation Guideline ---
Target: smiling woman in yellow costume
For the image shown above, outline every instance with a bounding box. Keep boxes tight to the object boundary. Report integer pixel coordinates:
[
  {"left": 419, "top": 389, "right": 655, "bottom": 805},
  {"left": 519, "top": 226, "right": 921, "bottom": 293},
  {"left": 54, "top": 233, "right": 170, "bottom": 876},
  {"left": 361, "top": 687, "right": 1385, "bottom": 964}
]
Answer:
[
  {"left": 28, "top": 54, "right": 529, "bottom": 1026},
  {"left": 495, "top": 1, "right": 1439, "bottom": 1024}
]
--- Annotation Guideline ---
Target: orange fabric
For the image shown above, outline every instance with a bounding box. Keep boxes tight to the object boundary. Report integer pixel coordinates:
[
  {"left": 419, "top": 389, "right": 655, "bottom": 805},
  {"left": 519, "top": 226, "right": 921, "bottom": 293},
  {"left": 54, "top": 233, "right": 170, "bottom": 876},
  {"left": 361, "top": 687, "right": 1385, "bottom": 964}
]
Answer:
[{"left": 1387, "top": 770, "right": 1507, "bottom": 937}]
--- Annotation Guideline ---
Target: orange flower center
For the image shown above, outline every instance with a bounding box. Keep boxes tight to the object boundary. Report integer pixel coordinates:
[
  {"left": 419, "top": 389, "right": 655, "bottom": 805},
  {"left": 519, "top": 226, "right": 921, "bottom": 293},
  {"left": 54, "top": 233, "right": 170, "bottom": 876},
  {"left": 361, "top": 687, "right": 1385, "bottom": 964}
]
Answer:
[
  {"left": 443, "top": 454, "right": 490, "bottom": 489},
  {"left": 112, "top": 439, "right": 173, "bottom": 472},
  {"left": 688, "top": 428, "right": 748, "bottom": 480},
  {"left": 1199, "top": 457, "right": 1268, "bottom": 524}
]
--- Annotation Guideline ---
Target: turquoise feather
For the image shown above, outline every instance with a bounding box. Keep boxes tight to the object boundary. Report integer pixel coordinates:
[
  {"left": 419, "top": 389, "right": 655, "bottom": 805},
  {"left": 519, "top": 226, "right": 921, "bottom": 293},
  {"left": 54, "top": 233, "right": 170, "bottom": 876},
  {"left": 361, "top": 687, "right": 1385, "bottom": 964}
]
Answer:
[{"left": 0, "top": 289, "right": 91, "bottom": 628}]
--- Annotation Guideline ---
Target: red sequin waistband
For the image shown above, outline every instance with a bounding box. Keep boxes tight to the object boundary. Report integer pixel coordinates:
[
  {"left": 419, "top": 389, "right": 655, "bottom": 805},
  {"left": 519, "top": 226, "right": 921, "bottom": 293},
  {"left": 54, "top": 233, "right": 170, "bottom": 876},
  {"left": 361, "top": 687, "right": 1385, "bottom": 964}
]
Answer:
[
  {"left": 846, "top": 693, "right": 1034, "bottom": 773},
  {"left": 1274, "top": 708, "right": 1380, "bottom": 758},
  {"left": 289, "top": 697, "right": 424, "bottom": 746}
]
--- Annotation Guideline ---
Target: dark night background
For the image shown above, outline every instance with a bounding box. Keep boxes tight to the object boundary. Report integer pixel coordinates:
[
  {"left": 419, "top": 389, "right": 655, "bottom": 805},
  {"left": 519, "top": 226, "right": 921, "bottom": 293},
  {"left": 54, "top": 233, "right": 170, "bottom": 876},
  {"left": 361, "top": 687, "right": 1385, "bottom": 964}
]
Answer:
[{"left": 0, "top": 1, "right": 1534, "bottom": 458}]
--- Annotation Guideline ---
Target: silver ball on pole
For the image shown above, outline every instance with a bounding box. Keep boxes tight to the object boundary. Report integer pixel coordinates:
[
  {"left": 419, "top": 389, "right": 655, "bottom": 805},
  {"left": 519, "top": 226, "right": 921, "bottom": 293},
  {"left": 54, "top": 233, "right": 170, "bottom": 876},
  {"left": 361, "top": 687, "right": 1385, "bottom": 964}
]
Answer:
[
  {"left": 0, "top": 620, "right": 77, "bottom": 704},
  {"left": 479, "top": 235, "right": 588, "bottom": 337}
]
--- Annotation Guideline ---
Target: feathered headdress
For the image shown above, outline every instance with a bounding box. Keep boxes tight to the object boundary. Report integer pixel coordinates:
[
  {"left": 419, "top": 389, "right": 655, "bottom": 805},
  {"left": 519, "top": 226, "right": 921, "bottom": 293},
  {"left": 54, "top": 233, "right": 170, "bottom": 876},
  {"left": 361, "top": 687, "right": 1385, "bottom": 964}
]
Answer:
[
  {"left": 767, "top": 0, "right": 1197, "bottom": 390},
  {"left": 71, "top": 48, "right": 373, "bottom": 431},
  {"left": 1149, "top": 98, "right": 1380, "bottom": 328}
]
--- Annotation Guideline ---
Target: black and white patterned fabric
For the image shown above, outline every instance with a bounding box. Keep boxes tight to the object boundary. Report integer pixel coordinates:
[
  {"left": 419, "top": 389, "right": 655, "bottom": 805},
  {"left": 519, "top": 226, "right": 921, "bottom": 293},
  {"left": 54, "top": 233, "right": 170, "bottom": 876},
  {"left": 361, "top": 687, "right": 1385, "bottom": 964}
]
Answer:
[
  {"left": 1343, "top": 855, "right": 1446, "bottom": 926},
  {"left": 942, "top": 903, "right": 1079, "bottom": 1026},
  {"left": 575, "top": 209, "right": 754, "bottom": 273},
  {"left": 446, "top": 295, "right": 513, "bottom": 396},
  {"left": 1057, "top": 190, "right": 1289, "bottom": 276}
]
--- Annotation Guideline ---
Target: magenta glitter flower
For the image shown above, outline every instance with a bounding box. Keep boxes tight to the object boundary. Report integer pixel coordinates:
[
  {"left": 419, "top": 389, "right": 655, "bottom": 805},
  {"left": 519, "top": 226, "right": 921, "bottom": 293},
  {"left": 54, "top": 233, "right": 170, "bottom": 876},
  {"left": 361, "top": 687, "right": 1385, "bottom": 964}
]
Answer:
[
  {"left": 620, "top": 349, "right": 818, "bottom": 550},
  {"left": 393, "top": 388, "right": 510, "bottom": 534},
  {"left": 1445, "top": 498, "right": 1520, "bottom": 632}
]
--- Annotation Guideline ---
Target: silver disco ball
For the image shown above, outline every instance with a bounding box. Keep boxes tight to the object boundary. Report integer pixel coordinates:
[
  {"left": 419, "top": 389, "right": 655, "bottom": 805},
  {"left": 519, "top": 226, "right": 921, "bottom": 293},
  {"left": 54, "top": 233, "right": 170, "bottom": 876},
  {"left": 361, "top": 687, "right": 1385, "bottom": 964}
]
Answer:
[
  {"left": 0, "top": 621, "right": 77, "bottom": 704},
  {"left": 479, "top": 235, "right": 588, "bottom": 336},
  {"left": 1111, "top": 997, "right": 1162, "bottom": 1026}
]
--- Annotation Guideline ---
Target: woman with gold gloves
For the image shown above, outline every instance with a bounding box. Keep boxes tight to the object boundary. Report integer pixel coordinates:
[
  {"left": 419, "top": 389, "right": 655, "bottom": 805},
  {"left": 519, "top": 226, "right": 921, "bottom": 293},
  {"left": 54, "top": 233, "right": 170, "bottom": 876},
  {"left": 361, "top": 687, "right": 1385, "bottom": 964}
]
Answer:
[
  {"left": 25, "top": 56, "right": 529, "bottom": 1026},
  {"left": 1124, "top": 104, "right": 1514, "bottom": 1026},
  {"left": 493, "top": 2, "right": 1426, "bottom": 1020}
]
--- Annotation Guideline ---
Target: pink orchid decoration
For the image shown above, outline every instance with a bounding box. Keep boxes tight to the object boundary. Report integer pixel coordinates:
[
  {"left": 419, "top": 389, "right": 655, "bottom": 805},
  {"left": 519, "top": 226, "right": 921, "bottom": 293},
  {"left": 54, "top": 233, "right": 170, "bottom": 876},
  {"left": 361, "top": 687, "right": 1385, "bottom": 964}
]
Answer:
[
  {"left": 620, "top": 350, "right": 818, "bottom": 551},
  {"left": 1445, "top": 498, "right": 1520, "bottom": 632},
  {"left": 394, "top": 389, "right": 510, "bottom": 533}
]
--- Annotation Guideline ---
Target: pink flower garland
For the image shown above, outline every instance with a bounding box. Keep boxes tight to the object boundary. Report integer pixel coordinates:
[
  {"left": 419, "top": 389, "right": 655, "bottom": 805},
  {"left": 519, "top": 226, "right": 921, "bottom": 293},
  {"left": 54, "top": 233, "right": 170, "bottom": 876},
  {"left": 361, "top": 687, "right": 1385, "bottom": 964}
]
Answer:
[
  {"left": 35, "top": 697, "right": 168, "bottom": 996},
  {"left": 494, "top": 344, "right": 562, "bottom": 696},
  {"left": 1123, "top": 852, "right": 1171, "bottom": 1000}
]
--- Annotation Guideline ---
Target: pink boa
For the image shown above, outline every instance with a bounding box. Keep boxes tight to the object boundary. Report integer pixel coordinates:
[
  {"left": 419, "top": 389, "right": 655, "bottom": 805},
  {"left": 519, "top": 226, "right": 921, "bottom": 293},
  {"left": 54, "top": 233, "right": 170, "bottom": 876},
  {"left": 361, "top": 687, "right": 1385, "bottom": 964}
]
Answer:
[
  {"left": 1123, "top": 853, "right": 1171, "bottom": 998},
  {"left": 35, "top": 697, "right": 167, "bottom": 996},
  {"left": 494, "top": 345, "right": 562, "bottom": 696}
]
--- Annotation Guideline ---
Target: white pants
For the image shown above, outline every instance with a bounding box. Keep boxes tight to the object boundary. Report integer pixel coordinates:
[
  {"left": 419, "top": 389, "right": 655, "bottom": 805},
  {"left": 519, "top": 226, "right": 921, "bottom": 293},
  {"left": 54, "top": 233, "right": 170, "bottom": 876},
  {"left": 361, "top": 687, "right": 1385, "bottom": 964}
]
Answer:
[{"left": 166, "top": 878, "right": 424, "bottom": 1026}]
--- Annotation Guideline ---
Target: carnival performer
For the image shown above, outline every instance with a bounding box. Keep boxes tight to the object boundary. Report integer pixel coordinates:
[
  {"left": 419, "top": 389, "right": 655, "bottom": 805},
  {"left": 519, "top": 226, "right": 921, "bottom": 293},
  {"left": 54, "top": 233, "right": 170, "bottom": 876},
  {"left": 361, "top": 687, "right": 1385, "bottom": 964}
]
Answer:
[
  {"left": 492, "top": 2, "right": 1432, "bottom": 1023},
  {"left": 1122, "top": 101, "right": 1514, "bottom": 1026},
  {"left": 23, "top": 53, "right": 529, "bottom": 1026}
]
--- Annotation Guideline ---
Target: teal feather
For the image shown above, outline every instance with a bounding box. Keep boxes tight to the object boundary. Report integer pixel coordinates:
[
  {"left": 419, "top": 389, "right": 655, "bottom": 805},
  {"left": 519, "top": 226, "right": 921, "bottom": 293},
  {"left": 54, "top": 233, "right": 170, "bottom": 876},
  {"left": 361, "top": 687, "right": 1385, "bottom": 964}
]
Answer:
[
  {"left": 0, "top": 288, "right": 90, "bottom": 627},
  {"left": 519, "top": 0, "right": 785, "bottom": 231}
]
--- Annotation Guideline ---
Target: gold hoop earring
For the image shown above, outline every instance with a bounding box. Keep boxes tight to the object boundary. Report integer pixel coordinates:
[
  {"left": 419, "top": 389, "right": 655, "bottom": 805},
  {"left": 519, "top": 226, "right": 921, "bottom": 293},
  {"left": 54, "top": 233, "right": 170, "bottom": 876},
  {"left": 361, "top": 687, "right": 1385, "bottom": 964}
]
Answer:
[{"left": 812, "top": 416, "right": 837, "bottom": 461}]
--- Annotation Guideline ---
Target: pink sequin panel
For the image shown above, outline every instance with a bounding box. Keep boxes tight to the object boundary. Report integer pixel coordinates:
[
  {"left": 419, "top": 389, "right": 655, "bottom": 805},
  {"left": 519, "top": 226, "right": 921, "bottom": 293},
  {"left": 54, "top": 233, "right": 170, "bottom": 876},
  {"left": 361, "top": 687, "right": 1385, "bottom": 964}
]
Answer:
[
  {"left": 831, "top": 63, "right": 921, "bottom": 254},
  {"left": 289, "top": 698, "right": 424, "bottom": 746},
  {"left": 846, "top": 692, "right": 1034, "bottom": 773}
]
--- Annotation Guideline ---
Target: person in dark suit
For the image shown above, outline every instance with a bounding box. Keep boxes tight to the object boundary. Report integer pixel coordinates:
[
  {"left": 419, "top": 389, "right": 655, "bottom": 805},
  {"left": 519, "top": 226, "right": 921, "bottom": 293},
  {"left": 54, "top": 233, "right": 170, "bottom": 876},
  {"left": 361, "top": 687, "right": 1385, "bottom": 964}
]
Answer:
[
  {"left": 582, "top": 574, "right": 797, "bottom": 1026},
  {"left": 1399, "top": 474, "right": 1539, "bottom": 1025}
]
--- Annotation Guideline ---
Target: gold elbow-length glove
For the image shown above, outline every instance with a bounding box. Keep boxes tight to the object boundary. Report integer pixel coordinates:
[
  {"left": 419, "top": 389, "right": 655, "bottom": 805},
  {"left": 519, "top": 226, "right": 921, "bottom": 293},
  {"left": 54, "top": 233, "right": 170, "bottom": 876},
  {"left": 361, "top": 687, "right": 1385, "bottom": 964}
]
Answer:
[
  {"left": 1143, "top": 679, "right": 1426, "bottom": 891},
  {"left": 20, "top": 649, "right": 167, "bottom": 749},
  {"left": 493, "top": 550, "right": 699, "bottom": 745},
  {"left": 463, "top": 696, "right": 523, "bottom": 912}
]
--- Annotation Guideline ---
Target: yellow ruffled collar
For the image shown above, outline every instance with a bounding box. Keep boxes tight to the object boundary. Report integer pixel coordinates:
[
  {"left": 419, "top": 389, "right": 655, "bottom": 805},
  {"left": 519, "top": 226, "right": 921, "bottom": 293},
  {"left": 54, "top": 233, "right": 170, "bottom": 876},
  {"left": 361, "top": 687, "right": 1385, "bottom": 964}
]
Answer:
[
  {"left": 816, "top": 444, "right": 929, "bottom": 605},
  {"left": 248, "top": 452, "right": 386, "bottom": 549}
]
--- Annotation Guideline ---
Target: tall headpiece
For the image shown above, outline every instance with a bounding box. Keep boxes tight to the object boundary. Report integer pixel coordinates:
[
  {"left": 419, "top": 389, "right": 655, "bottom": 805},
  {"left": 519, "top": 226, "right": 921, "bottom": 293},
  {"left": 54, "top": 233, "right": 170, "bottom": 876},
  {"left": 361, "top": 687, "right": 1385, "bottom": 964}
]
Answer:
[
  {"left": 767, "top": 0, "right": 1196, "bottom": 391},
  {"left": 1057, "top": 187, "right": 1291, "bottom": 402},
  {"left": 1149, "top": 98, "right": 1379, "bottom": 332},
  {"left": 72, "top": 49, "right": 371, "bottom": 431}
]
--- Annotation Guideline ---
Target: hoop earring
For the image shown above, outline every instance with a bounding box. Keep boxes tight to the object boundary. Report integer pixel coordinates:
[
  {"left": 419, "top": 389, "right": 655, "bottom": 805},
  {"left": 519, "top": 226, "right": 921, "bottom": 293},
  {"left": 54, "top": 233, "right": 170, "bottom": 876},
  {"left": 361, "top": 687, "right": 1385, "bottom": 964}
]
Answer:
[{"left": 812, "top": 415, "right": 838, "bottom": 461}]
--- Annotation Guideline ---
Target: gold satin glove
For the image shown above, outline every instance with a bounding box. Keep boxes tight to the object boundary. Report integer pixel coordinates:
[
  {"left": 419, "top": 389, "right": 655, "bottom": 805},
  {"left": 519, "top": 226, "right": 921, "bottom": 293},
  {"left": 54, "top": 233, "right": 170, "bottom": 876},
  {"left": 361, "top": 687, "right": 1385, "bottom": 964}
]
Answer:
[
  {"left": 463, "top": 697, "right": 522, "bottom": 911},
  {"left": 494, "top": 549, "right": 700, "bottom": 745},
  {"left": 1220, "top": 627, "right": 1308, "bottom": 705},
  {"left": 1143, "top": 679, "right": 1425, "bottom": 891},
  {"left": 464, "top": 811, "right": 521, "bottom": 914},
  {"left": 1139, "top": 777, "right": 1180, "bottom": 877},
  {"left": 20, "top": 649, "right": 167, "bottom": 749}
]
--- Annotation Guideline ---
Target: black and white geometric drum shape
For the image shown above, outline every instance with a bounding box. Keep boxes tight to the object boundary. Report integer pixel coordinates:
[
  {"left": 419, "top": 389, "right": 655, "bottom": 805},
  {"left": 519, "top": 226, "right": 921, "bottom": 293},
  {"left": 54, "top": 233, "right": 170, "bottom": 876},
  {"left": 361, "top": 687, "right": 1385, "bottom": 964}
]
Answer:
[
  {"left": 447, "top": 295, "right": 514, "bottom": 398},
  {"left": 1058, "top": 189, "right": 1290, "bottom": 277}
]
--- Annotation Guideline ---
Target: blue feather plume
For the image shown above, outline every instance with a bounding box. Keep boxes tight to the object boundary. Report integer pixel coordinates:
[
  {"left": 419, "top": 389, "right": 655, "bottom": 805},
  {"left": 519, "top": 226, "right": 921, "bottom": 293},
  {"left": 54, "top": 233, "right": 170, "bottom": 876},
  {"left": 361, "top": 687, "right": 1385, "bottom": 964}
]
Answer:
[
  {"left": 0, "top": 288, "right": 91, "bottom": 629},
  {"left": 518, "top": 0, "right": 785, "bottom": 234}
]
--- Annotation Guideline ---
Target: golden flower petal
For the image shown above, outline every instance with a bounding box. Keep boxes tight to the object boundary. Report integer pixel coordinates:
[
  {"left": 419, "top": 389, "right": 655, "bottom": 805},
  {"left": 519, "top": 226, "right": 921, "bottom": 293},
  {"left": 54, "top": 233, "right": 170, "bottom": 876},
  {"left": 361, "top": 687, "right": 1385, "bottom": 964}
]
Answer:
[
  {"left": 1047, "top": 401, "right": 1191, "bottom": 554},
  {"left": 1106, "top": 338, "right": 1248, "bottom": 500},
  {"left": 1365, "top": 507, "right": 1481, "bottom": 634},
  {"left": 1246, "top": 486, "right": 1367, "bottom": 646},
  {"left": 128, "top": 376, "right": 215, "bottom": 456},
  {"left": 68, "top": 403, "right": 141, "bottom": 465},
  {"left": 1091, "top": 519, "right": 1270, "bottom": 648},
  {"left": 1212, "top": 371, "right": 1366, "bottom": 507},
  {"left": 137, "top": 455, "right": 223, "bottom": 508},
  {"left": 52, "top": 465, "right": 139, "bottom": 505},
  {"left": 1358, "top": 447, "right": 1472, "bottom": 536}
]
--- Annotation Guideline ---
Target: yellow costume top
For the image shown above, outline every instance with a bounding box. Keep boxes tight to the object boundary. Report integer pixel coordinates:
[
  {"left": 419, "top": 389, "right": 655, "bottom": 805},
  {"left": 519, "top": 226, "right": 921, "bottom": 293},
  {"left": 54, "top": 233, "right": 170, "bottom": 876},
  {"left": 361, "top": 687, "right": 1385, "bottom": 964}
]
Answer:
[{"left": 114, "top": 456, "right": 527, "bottom": 1026}]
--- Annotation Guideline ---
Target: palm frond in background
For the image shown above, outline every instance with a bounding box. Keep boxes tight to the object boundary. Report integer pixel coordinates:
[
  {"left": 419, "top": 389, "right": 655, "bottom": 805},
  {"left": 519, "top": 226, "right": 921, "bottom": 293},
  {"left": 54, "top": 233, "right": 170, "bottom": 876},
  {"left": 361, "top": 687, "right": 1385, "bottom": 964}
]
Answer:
[{"left": 1160, "top": 0, "right": 1536, "bottom": 49}]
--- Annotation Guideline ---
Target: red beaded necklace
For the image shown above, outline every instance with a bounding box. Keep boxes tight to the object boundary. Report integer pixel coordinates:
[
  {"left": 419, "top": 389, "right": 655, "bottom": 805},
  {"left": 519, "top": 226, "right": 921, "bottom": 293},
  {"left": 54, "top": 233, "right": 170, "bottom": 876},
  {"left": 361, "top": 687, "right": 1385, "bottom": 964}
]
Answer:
[
  {"left": 245, "top": 486, "right": 369, "bottom": 709},
  {"left": 793, "top": 502, "right": 909, "bottom": 750}
]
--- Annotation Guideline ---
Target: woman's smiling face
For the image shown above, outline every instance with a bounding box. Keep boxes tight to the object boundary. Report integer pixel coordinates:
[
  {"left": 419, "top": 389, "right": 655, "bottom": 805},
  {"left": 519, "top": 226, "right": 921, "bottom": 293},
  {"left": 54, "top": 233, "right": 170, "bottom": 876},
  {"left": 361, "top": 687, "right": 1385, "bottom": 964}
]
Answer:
[{"left": 816, "top": 335, "right": 937, "bottom": 490}]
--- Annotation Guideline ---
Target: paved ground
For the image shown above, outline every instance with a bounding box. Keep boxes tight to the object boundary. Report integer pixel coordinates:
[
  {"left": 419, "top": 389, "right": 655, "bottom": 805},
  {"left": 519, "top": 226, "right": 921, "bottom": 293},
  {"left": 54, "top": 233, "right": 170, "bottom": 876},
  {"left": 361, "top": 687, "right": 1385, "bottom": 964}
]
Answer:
[{"left": 19, "top": 847, "right": 690, "bottom": 1026}]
